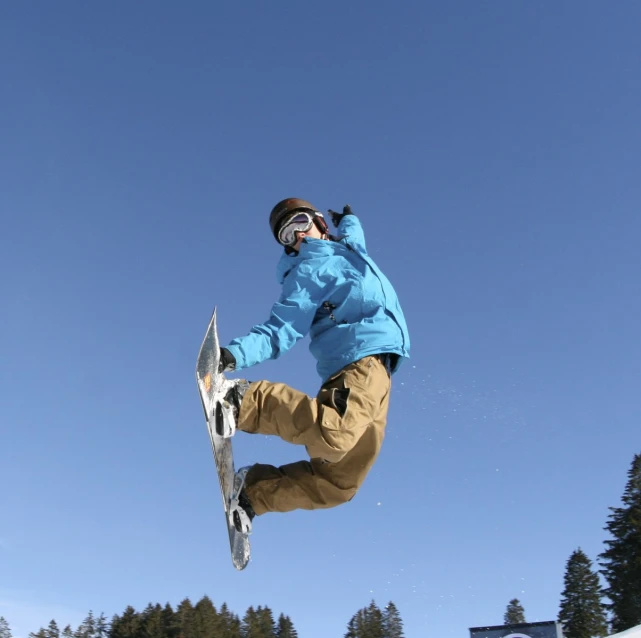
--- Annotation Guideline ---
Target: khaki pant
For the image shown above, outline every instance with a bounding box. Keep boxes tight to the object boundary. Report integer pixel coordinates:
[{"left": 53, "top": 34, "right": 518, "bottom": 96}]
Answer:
[{"left": 238, "top": 355, "right": 392, "bottom": 515}]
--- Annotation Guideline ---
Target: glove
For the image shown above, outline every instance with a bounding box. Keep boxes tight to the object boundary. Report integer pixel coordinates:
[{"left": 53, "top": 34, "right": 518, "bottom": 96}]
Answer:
[
  {"left": 219, "top": 347, "right": 236, "bottom": 373},
  {"left": 328, "top": 205, "right": 353, "bottom": 228}
]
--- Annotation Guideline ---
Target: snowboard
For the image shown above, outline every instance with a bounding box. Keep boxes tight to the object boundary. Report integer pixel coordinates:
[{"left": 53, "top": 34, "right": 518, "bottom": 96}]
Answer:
[{"left": 195, "top": 308, "right": 251, "bottom": 571}]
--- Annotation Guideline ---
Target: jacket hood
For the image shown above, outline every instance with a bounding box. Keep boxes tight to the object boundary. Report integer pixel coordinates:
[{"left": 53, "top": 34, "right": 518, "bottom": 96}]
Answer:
[{"left": 275, "top": 238, "right": 337, "bottom": 284}]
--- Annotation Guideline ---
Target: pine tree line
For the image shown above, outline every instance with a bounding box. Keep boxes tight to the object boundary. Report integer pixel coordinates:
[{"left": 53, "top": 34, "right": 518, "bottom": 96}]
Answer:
[
  {"left": 18, "top": 597, "right": 297, "bottom": 638},
  {"left": 555, "top": 452, "right": 641, "bottom": 638},
  {"left": 498, "top": 453, "right": 640, "bottom": 638},
  {"left": 2, "top": 599, "right": 407, "bottom": 638},
  {"left": 344, "top": 600, "right": 404, "bottom": 638}
]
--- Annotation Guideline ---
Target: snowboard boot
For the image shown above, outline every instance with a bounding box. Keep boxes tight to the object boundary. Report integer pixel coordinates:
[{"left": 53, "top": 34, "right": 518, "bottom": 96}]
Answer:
[
  {"left": 229, "top": 466, "right": 255, "bottom": 534},
  {"left": 215, "top": 379, "right": 250, "bottom": 438}
]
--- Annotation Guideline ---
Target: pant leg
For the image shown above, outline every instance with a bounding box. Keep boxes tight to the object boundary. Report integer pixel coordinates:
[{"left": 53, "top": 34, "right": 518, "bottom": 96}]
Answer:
[{"left": 241, "top": 356, "right": 391, "bottom": 515}]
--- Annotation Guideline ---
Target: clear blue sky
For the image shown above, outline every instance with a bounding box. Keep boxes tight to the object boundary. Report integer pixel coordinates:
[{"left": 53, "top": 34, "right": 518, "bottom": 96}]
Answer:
[{"left": 1, "top": 2, "right": 640, "bottom": 636}]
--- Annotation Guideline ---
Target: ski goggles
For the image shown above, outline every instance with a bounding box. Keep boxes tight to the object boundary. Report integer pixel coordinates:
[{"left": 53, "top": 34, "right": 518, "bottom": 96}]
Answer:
[{"left": 277, "top": 211, "right": 316, "bottom": 246}]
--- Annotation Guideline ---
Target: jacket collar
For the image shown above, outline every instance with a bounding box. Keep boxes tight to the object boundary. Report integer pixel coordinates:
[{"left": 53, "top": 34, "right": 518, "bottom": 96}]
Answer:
[{"left": 275, "top": 238, "right": 336, "bottom": 284}]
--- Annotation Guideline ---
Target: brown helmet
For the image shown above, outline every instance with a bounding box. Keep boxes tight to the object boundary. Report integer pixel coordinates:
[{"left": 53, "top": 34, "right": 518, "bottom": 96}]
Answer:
[{"left": 269, "top": 198, "right": 318, "bottom": 243}]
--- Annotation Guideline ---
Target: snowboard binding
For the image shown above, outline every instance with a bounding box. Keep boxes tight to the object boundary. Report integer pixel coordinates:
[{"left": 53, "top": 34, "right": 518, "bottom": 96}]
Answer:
[
  {"left": 214, "top": 379, "right": 250, "bottom": 438},
  {"left": 229, "top": 466, "right": 255, "bottom": 535}
]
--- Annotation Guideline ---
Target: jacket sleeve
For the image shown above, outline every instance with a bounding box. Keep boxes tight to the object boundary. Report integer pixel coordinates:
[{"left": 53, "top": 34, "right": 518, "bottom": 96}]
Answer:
[
  {"left": 338, "top": 214, "right": 367, "bottom": 254},
  {"left": 224, "top": 265, "right": 320, "bottom": 371}
]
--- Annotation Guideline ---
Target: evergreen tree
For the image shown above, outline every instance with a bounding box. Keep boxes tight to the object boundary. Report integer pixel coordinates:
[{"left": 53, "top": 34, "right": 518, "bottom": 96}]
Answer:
[
  {"left": 28, "top": 623, "right": 58, "bottom": 638},
  {"left": 275, "top": 614, "right": 297, "bottom": 638},
  {"left": 229, "top": 613, "right": 242, "bottom": 638},
  {"left": 344, "top": 602, "right": 385, "bottom": 638},
  {"left": 599, "top": 452, "right": 641, "bottom": 632},
  {"left": 110, "top": 606, "right": 141, "bottom": 638},
  {"left": 140, "top": 603, "right": 166, "bottom": 638},
  {"left": 0, "top": 618, "right": 12, "bottom": 638},
  {"left": 194, "top": 596, "right": 218, "bottom": 637},
  {"left": 75, "top": 612, "right": 95, "bottom": 638},
  {"left": 95, "top": 615, "right": 109, "bottom": 638},
  {"left": 383, "top": 602, "right": 404, "bottom": 638},
  {"left": 175, "top": 599, "right": 195, "bottom": 638},
  {"left": 365, "top": 601, "right": 385, "bottom": 638},
  {"left": 345, "top": 611, "right": 363, "bottom": 638},
  {"left": 218, "top": 603, "right": 241, "bottom": 638},
  {"left": 257, "top": 607, "right": 276, "bottom": 638},
  {"left": 160, "top": 605, "right": 176, "bottom": 638},
  {"left": 504, "top": 599, "right": 526, "bottom": 625},
  {"left": 558, "top": 548, "right": 608, "bottom": 638},
  {"left": 62, "top": 626, "right": 73, "bottom": 638},
  {"left": 241, "top": 606, "right": 261, "bottom": 638},
  {"left": 344, "top": 616, "right": 358, "bottom": 638}
]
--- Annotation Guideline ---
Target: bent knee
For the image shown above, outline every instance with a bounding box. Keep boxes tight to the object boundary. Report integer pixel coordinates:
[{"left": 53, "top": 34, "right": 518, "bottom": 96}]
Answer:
[
  {"left": 321, "top": 483, "right": 358, "bottom": 507},
  {"left": 320, "top": 426, "right": 363, "bottom": 461},
  {"left": 306, "top": 432, "right": 358, "bottom": 464}
]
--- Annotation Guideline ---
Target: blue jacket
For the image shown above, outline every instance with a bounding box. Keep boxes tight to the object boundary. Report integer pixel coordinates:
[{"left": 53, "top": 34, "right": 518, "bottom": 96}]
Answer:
[{"left": 226, "top": 215, "right": 410, "bottom": 383}]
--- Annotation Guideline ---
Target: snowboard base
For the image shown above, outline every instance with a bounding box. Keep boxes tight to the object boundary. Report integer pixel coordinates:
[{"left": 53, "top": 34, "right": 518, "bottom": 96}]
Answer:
[{"left": 196, "top": 308, "right": 250, "bottom": 570}]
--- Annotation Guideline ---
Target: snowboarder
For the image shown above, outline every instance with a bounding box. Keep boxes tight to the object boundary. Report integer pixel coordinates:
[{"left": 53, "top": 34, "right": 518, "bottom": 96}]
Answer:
[{"left": 216, "top": 198, "right": 410, "bottom": 533}]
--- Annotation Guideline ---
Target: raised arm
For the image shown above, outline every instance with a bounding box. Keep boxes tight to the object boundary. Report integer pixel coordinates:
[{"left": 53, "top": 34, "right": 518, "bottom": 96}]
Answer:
[{"left": 329, "top": 205, "right": 367, "bottom": 254}]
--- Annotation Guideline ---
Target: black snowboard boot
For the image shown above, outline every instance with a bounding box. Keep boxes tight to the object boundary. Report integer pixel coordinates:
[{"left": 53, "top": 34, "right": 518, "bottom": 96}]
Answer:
[
  {"left": 230, "top": 466, "right": 255, "bottom": 534},
  {"left": 215, "top": 379, "right": 250, "bottom": 438}
]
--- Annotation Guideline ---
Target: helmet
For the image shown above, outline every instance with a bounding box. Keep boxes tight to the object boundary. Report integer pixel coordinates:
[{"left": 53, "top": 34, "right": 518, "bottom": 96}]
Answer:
[{"left": 269, "top": 198, "right": 317, "bottom": 243}]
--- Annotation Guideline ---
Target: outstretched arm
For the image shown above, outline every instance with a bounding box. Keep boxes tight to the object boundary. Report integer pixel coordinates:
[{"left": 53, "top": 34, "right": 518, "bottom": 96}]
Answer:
[{"left": 223, "top": 265, "right": 320, "bottom": 371}]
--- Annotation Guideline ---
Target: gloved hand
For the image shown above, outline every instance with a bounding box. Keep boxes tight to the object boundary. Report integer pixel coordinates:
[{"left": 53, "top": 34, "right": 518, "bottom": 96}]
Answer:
[
  {"left": 219, "top": 347, "right": 236, "bottom": 373},
  {"left": 328, "top": 205, "right": 353, "bottom": 228}
]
